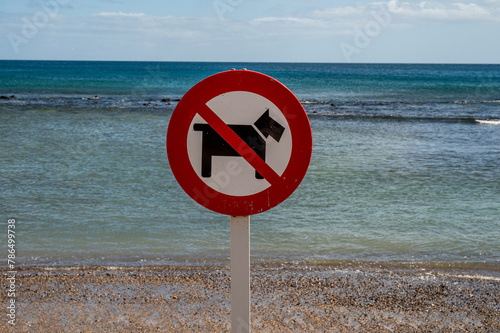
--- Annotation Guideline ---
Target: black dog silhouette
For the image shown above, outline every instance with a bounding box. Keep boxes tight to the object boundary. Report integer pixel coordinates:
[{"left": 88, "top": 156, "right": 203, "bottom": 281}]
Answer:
[{"left": 193, "top": 109, "right": 285, "bottom": 179}]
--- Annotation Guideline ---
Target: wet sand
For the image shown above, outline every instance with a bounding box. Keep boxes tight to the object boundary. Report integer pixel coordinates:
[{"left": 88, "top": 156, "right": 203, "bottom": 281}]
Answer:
[{"left": 3, "top": 264, "right": 499, "bottom": 332}]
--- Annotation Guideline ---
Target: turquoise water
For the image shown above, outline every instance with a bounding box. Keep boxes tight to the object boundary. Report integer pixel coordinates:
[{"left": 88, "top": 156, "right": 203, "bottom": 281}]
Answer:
[{"left": 1, "top": 61, "right": 499, "bottom": 268}]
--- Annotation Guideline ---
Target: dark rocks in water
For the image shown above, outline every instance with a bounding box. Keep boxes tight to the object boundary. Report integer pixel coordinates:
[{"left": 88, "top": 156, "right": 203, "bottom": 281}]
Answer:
[
  {"left": 161, "top": 98, "right": 171, "bottom": 102},
  {"left": 0, "top": 95, "right": 15, "bottom": 100},
  {"left": 82, "top": 96, "right": 100, "bottom": 100}
]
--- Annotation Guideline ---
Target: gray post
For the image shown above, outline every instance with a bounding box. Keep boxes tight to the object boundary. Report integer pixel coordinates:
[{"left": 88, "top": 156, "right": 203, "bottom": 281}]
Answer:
[{"left": 230, "top": 215, "right": 250, "bottom": 333}]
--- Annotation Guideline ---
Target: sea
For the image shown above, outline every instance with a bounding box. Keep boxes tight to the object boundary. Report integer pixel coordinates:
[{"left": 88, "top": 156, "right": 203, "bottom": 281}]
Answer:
[{"left": 1, "top": 61, "right": 499, "bottom": 272}]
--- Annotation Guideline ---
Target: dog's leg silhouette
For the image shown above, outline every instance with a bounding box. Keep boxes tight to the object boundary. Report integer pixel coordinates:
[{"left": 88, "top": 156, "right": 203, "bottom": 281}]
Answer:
[{"left": 193, "top": 124, "right": 235, "bottom": 178}]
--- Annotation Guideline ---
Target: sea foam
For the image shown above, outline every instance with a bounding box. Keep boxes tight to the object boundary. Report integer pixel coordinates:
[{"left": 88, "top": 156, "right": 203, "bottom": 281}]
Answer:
[{"left": 475, "top": 119, "right": 500, "bottom": 125}]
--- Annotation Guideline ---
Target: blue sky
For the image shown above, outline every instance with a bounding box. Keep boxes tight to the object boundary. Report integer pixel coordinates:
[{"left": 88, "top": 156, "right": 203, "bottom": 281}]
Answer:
[{"left": 1, "top": 0, "right": 499, "bottom": 63}]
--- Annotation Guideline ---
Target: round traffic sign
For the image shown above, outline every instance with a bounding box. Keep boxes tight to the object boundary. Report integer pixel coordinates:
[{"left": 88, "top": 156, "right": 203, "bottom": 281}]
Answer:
[{"left": 167, "top": 70, "right": 312, "bottom": 216}]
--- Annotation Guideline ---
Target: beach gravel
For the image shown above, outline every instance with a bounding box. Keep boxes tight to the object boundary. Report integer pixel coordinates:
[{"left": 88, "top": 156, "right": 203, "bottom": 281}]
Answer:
[{"left": 2, "top": 264, "right": 499, "bottom": 332}]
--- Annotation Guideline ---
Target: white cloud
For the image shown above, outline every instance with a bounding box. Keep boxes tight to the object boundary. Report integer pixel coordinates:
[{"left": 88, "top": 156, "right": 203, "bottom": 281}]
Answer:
[
  {"left": 252, "top": 16, "right": 321, "bottom": 26},
  {"left": 301, "top": 1, "right": 500, "bottom": 24},
  {"left": 311, "top": 6, "right": 365, "bottom": 18},
  {"left": 254, "top": 17, "right": 309, "bottom": 24},
  {"left": 94, "top": 12, "right": 146, "bottom": 17},
  {"left": 387, "top": 0, "right": 500, "bottom": 22},
  {"left": 249, "top": 0, "right": 500, "bottom": 39}
]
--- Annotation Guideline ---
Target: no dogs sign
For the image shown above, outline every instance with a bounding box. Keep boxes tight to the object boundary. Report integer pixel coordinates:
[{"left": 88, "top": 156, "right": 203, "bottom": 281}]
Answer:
[{"left": 167, "top": 70, "right": 312, "bottom": 216}]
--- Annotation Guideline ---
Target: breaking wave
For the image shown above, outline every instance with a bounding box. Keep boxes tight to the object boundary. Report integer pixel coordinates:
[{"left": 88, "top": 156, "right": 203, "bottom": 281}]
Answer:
[{"left": 475, "top": 119, "right": 500, "bottom": 125}]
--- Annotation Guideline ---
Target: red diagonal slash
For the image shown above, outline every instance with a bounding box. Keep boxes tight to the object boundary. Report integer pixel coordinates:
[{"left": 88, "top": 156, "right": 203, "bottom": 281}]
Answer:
[{"left": 197, "top": 104, "right": 282, "bottom": 186}]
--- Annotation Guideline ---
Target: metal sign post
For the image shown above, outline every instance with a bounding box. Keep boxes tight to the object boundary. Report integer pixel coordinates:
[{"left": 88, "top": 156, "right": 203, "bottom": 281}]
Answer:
[
  {"left": 230, "top": 215, "right": 250, "bottom": 333},
  {"left": 166, "top": 70, "right": 312, "bottom": 332}
]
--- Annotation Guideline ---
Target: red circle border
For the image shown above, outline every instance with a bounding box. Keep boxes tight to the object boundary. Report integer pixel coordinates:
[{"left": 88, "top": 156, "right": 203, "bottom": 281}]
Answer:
[{"left": 167, "top": 70, "right": 312, "bottom": 216}]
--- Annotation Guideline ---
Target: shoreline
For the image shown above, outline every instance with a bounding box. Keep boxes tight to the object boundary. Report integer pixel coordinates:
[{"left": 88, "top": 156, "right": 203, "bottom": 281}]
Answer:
[
  {"left": 7, "top": 259, "right": 500, "bottom": 278},
  {"left": 3, "top": 264, "right": 499, "bottom": 332}
]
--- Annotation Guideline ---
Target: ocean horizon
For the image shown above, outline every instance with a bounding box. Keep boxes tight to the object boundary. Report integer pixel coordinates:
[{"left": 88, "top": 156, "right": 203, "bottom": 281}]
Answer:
[{"left": 1, "top": 60, "right": 499, "bottom": 273}]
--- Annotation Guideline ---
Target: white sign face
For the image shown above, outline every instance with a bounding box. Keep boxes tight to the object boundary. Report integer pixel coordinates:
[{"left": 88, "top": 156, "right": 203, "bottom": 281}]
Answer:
[{"left": 187, "top": 91, "right": 292, "bottom": 196}]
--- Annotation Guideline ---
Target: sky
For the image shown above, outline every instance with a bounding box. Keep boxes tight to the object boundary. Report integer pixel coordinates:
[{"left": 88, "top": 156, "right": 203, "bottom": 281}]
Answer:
[{"left": 1, "top": 0, "right": 500, "bottom": 63}]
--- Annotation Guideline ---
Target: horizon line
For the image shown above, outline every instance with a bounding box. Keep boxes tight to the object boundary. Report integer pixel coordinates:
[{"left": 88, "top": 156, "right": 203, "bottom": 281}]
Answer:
[{"left": 1, "top": 59, "right": 500, "bottom": 66}]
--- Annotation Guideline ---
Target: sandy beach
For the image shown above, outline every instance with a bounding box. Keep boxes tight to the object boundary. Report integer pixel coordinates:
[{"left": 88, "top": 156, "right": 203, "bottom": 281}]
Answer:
[{"left": 2, "top": 264, "right": 499, "bottom": 332}]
